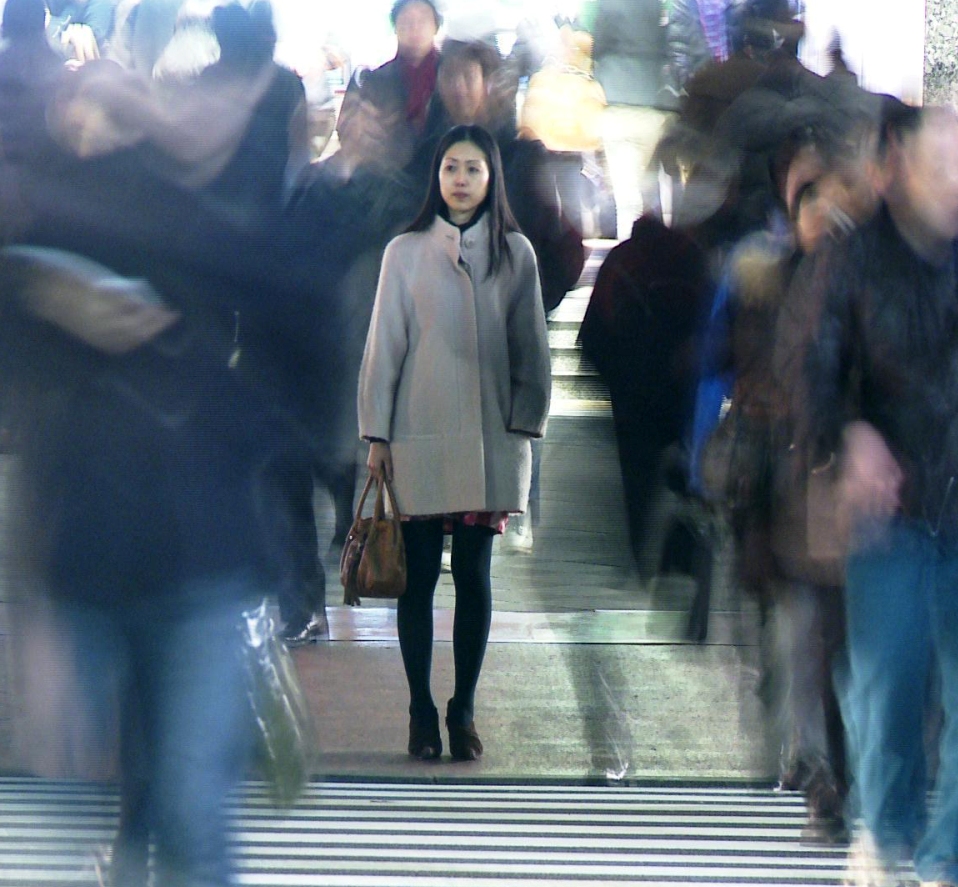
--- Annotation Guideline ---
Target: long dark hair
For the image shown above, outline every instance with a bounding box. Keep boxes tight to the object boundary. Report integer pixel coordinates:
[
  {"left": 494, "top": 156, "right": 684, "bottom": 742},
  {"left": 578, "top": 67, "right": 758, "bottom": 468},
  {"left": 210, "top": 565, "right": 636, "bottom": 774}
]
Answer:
[{"left": 406, "top": 124, "right": 519, "bottom": 278}]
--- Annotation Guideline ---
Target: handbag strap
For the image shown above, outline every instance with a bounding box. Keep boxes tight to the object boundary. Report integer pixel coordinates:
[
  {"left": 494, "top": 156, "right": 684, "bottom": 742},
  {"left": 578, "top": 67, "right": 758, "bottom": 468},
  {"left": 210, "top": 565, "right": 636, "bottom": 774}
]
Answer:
[
  {"left": 382, "top": 475, "right": 402, "bottom": 519},
  {"left": 356, "top": 473, "right": 403, "bottom": 522},
  {"left": 372, "top": 474, "right": 386, "bottom": 521},
  {"left": 371, "top": 474, "right": 403, "bottom": 520},
  {"left": 353, "top": 473, "right": 376, "bottom": 522}
]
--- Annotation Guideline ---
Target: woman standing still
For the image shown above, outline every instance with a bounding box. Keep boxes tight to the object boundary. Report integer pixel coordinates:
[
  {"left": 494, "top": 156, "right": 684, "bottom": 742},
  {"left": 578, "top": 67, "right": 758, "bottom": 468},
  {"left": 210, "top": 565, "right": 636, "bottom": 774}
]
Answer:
[{"left": 359, "top": 124, "right": 552, "bottom": 761}]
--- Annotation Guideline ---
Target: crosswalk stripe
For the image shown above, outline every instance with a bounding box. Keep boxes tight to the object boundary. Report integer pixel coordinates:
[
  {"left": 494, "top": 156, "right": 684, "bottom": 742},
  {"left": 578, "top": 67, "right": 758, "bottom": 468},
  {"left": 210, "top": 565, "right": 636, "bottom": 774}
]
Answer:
[{"left": 0, "top": 778, "right": 853, "bottom": 885}]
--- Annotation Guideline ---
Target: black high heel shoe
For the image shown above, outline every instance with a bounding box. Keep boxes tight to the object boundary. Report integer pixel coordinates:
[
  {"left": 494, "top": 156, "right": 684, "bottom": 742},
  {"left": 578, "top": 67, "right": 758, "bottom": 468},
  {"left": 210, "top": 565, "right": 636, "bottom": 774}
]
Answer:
[
  {"left": 408, "top": 713, "right": 442, "bottom": 761},
  {"left": 446, "top": 706, "right": 483, "bottom": 761}
]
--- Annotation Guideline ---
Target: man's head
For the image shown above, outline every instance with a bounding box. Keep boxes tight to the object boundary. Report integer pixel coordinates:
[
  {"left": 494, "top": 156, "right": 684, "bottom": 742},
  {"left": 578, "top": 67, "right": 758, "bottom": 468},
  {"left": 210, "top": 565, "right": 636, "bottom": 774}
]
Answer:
[
  {"left": 390, "top": 0, "right": 440, "bottom": 64},
  {"left": 212, "top": 1, "right": 276, "bottom": 70},
  {"left": 781, "top": 124, "right": 879, "bottom": 253},
  {"left": 437, "top": 40, "right": 499, "bottom": 126},
  {"left": 879, "top": 102, "right": 958, "bottom": 261}
]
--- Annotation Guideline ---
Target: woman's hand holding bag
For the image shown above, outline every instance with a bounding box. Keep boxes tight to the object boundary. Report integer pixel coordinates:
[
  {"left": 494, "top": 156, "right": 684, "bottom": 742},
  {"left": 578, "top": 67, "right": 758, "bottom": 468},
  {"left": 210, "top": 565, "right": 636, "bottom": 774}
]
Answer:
[{"left": 340, "top": 472, "right": 407, "bottom": 606}]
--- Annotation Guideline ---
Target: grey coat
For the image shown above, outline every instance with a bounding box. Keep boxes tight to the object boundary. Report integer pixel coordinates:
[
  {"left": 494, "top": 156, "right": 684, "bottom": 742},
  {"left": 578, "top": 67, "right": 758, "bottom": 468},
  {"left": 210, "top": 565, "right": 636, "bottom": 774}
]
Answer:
[{"left": 358, "top": 214, "right": 551, "bottom": 516}]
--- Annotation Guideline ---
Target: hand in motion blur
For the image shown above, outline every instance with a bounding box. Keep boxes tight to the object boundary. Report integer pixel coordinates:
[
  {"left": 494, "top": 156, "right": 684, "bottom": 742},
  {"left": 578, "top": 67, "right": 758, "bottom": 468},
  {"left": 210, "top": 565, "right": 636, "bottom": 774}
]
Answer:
[
  {"left": 61, "top": 23, "right": 100, "bottom": 65},
  {"left": 837, "top": 420, "right": 903, "bottom": 540},
  {"left": 27, "top": 275, "right": 181, "bottom": 354}
]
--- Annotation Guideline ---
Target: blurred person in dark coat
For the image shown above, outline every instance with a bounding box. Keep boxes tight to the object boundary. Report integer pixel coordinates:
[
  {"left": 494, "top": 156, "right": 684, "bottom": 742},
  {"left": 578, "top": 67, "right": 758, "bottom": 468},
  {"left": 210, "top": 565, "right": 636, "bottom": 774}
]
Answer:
[
  {"left": 798, "top": 102, "right": 958, "bottom": 886},
  {"left": 197, "top": 1, "right": 307, "bottom": 227},
  {"left": 0, "top": 0, "right": 67, "bottom": 439},
  {"left": 721, "top": 123, "right": 878, "bottom": 845},
  {"left": 0, "top": 0, "right": 66, "bottom": 166},
  {"left": 579, "top": 213, "right": 712, "bottom": 577},
  {"left": 0, "top": 55, "right": 335, "bottom": 886},
  {"left": 283, "top": 85, "right": 422, "bottom": 573},
  {"left": 333, "top": 0, "right": 441, "bottom": 176},
  {"left": 194, "top": 0, "right": 325, "bottom": 645}
]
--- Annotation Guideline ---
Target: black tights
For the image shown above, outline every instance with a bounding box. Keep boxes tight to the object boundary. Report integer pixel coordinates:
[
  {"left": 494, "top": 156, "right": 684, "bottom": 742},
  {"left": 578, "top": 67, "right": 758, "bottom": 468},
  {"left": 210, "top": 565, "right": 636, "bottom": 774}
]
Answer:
[{"left": 398, "top": 519, "right": 494, "bottom": 727}]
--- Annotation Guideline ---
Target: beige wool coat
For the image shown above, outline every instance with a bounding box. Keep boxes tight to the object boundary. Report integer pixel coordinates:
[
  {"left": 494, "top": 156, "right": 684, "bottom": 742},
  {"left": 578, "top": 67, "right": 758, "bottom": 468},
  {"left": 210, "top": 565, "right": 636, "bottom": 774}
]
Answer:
[{"left": 358, "top": 214, "right": 552, "bottom": 516}]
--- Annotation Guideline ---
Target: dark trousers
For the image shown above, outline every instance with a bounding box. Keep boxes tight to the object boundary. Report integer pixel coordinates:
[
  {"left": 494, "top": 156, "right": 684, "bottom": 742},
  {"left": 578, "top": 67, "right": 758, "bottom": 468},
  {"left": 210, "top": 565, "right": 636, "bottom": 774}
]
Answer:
[
  {"left": 266, "top": 446, "right": 326, "bottom": 625},
  {"left": 315, "top": 458, "right": 358, "bottom": 547},
  {"left": 398, "top": 519, "right": 494, "bottom": 727},
  {"left": 611, "top": 411, "right": 669, "bottom": 578}
]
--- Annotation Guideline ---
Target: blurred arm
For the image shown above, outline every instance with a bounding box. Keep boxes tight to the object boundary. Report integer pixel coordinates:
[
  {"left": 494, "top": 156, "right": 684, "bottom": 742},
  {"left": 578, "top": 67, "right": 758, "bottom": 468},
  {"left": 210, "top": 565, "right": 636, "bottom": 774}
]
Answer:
[{"left": 0, "top": 246, "right": 179, "bottom": 354}]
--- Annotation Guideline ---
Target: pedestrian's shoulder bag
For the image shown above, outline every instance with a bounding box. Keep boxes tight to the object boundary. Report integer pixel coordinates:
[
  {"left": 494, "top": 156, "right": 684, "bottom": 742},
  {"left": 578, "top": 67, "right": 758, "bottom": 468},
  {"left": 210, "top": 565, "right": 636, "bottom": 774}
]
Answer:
[{"left": 340, "top": 473, "right": 407, "bottom": 606}]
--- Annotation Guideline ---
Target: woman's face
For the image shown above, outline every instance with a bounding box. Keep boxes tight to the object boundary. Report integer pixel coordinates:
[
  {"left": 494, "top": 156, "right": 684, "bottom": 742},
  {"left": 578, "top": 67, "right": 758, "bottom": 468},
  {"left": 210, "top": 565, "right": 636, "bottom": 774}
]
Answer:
[
  {"left": 438, "top": 140, "right": 491, "bottom": 225},
  {"left": 438, "top": 59, "right": 486, "bottom": 125}
]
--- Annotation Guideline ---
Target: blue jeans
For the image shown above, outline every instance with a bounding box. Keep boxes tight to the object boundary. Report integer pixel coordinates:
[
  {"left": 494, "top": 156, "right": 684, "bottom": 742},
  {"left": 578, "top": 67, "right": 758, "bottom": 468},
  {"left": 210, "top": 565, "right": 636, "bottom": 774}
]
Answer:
[
  {"left": 843, "top": 518, "right": 958, "bottom": 882},
  {"left": 66, "top": 574, "right": 257, "bottom": 887}
]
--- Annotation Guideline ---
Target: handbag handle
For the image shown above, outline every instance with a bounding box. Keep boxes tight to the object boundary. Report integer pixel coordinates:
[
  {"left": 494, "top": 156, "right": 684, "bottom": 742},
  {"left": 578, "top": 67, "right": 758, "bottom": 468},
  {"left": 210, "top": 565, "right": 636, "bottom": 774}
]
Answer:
[
  {"left": 355, "top": 473, "right": 403, "bottom": 522},
  {"left": 372, "top": 474, "right": 402, "bottom": 521},
  {"left": 352, "top": 473, "right": 376, "bottom": 522}
]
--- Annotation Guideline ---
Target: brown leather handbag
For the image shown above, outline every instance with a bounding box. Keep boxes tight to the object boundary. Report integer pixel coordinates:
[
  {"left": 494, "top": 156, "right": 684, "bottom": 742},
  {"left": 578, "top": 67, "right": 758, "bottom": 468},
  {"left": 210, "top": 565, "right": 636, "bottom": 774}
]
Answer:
[{"left": 340, "top": 473, "right": 406, "bottom": 606}]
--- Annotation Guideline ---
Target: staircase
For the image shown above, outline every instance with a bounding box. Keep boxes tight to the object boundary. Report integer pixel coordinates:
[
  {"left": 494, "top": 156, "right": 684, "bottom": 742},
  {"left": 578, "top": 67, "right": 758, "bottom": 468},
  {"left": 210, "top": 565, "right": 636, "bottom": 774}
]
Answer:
[{"left": 547, "top": 239, "right": 613, "bottom": 418}]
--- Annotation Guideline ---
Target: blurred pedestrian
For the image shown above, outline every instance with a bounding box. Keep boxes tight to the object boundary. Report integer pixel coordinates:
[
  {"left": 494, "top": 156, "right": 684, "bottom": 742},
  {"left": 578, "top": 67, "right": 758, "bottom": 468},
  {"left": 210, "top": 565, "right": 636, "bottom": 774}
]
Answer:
[
  {"left": 800, "top": 102, "right": 958, "bottom": 885},
  {"left": 0, "top": 53, "right": 328, "bottom": 886},
  {"left": 285, "top": 86, "right": 422, "bottom": 575},
  {"left": 590, "top": 0, "right": 678, "bottom": 239},
  {"left": 579, "top": 213, "right": 712, "bottom": 578},
  {"left": 334, "top": 0, "right": 441, "bottom": 174},
  {"left": 0, "top": 0, "right": 66, "bottom": 165},
  {"left": 729, "top": 123, "right": 878, "bottom": 845},
  {"left": 198, "top": 0, "right": 308, "bottom": 225},
  {"left": 359, "top": 124, "right": 551, "bottom": 761},
  {"left": 195, "top": 1, "right": 327, "bottom": 645}
]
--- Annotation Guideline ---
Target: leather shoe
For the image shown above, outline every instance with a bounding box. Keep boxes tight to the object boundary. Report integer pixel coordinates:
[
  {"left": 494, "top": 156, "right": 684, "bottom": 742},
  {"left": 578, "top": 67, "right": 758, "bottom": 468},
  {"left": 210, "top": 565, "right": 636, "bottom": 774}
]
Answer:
[
  {"left": 408, "top": 713, "right": 442, "bottom": 760},
  {"left": 279, "top": 611, "right": 328, "bottom": 646},
  {"left": 447, "top": 717, "right": 483, "bottom": 761}
]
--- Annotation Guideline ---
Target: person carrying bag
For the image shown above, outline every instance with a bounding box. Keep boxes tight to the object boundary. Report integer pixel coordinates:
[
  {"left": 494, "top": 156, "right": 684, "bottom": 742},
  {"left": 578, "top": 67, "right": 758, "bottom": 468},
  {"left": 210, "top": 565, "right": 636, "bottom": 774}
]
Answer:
[{"left": 358, "top": 124, "right": 552, "bottom": 763}]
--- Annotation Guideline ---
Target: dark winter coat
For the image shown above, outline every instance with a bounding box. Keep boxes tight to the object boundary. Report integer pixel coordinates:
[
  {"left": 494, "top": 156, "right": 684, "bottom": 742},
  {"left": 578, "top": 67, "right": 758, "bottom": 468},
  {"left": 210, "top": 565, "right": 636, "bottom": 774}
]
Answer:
[
  {"left": 0, "top": 147, "right": 327, "bottom": 609},
  {"left": 580, "top": 214, "right": 711, "bottom": 445},
  {"left": 337, "top": 51, "right": 439, "bottom": 175},
  {"left": 802, "top": 204, "right": 958, "bottom": 540}
]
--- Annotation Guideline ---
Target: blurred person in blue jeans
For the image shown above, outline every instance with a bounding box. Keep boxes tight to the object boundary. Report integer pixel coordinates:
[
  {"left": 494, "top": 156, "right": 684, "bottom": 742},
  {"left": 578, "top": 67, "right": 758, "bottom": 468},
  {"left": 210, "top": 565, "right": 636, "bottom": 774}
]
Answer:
[
  {"left": 800, "top": 102, "right": 958, "bottom": 886},
  {"left": 0, "top": 55, "right": 333, "bottom": 886}
]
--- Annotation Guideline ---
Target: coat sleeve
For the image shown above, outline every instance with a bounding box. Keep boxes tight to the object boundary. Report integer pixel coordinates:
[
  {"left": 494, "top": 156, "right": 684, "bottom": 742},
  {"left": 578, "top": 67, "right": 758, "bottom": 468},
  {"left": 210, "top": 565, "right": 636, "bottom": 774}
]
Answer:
[
  {"left": 357, "top": 239, "right": 409, "bottom": 441},
  {"left": 506, "top": 237, "right": 552, "bottom": 437},
  {"left": 791, "top": 239, "right": 860, "bottom": 467}
]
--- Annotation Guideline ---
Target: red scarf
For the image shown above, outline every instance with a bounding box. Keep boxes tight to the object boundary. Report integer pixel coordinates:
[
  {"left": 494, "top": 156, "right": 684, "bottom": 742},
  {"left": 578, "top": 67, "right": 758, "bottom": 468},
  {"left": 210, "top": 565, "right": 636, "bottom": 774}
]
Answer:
[{"left": 398, "top": 47, "right": 438, "bottom": 133}]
